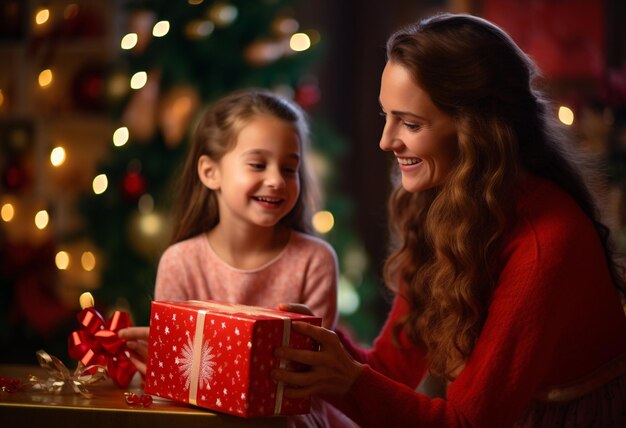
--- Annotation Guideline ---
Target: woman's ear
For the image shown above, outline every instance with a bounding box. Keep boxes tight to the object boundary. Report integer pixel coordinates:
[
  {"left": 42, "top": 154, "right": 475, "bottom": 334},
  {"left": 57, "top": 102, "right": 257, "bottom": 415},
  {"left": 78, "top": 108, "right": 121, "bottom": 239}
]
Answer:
[{"left": 198, "top": 155, "right": 221, "bottom": 190}]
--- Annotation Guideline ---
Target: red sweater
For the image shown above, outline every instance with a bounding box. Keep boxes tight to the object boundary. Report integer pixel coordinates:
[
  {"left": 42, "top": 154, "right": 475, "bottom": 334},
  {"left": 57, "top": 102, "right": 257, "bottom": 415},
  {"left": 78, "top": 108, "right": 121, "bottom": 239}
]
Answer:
[{"left": 329, "top": 176, "right": 626, "bottom": 427}]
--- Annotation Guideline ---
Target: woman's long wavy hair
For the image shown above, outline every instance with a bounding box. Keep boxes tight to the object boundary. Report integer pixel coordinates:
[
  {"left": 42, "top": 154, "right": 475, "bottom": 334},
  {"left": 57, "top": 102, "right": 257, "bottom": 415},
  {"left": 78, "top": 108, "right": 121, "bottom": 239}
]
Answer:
[
  {"left": 383, "top": 13, "right": 626, "bottom": 380},
  {"left": 169, "top": 88, "right": 319, "bottom": 245}
]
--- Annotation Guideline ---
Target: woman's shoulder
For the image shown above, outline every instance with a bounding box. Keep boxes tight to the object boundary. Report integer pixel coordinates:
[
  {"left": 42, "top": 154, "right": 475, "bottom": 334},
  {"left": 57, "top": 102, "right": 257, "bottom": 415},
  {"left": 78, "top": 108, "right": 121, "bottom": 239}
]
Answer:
[{"left": 507, "top": 175, "right": 599, "bottom": 255}]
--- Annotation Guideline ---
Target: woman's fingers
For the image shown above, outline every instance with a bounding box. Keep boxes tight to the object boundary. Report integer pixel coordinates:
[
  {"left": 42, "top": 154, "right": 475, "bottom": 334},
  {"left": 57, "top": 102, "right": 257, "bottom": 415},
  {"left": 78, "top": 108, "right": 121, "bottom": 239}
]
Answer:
[
  {"left": 291, "top": 321, "right": 334, "bottom": 343},
  {"left": 271, "top": 324, "right": 364, "bottom": 398}
]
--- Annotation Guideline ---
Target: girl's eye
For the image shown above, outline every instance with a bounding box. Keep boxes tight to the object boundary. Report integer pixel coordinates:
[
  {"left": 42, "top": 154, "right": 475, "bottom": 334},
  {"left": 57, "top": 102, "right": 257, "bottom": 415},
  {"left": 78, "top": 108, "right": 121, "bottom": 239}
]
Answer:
[
  {"left": 283, "top": 167, "right": 298, "bottom": 175},
  {"left": 249, "top": 163, "right": 265, "bottom": 170}
]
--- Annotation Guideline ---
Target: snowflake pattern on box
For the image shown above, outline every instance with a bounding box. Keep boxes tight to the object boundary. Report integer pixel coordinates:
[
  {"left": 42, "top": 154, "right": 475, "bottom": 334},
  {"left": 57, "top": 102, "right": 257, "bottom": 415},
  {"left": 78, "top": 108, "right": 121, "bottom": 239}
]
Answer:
[
  {"left": 178, "top": 335, "right": 217, "bottom": 391},
  {"left": 144, "top": 301, "right": 316, "bottom": 417}
]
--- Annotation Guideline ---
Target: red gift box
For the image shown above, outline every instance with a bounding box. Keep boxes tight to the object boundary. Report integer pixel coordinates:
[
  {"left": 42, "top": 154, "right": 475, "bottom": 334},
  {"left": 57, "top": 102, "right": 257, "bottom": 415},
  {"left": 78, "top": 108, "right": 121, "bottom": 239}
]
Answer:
[{"left": 144, "top": 300, "right": 321, "bottom": 417}]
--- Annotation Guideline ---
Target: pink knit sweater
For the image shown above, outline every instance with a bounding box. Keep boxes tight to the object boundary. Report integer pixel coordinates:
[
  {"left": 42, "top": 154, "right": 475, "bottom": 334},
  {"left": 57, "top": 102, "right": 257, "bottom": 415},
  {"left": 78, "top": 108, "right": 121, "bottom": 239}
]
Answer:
[{"left": 154, "top": 231, "right": 338, "bottom": 329}]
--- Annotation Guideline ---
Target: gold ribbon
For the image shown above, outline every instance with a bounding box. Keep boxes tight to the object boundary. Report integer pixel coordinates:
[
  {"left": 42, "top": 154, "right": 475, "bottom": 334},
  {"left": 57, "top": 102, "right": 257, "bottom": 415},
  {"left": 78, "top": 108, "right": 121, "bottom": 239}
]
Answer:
[
  {"left": 184, "top": 300, "right": 291, "bottom": 414},
  {"left": 28, "top": 349, "right": 107, "bottom": 398}
]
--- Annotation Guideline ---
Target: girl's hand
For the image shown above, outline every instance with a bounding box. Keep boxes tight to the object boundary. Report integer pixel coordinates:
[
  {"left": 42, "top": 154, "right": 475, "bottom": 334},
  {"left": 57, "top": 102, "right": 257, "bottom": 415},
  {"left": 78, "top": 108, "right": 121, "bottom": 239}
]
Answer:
[
  {"left": 118, "top": 326, "right": 150, "bottom": 375},
  {"left": 271, "top": 321, "right": 363, "bottom": 399},
  {"left": 278, "top": 303, "right": 314, "bottom": 316}
]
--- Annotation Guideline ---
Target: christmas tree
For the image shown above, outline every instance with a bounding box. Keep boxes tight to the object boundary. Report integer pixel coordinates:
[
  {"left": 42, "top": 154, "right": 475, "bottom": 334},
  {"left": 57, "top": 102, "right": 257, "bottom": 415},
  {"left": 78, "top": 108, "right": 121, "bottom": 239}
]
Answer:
[{"left": 78, "top": 0, "right": 384, "bottom": 340}]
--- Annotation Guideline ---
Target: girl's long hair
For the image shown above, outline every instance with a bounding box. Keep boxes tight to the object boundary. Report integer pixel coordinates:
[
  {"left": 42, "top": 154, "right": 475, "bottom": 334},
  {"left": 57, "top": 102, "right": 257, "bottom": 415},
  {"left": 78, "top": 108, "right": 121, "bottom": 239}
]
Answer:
[
  {"left": 383, "top": 13, "right": 626, "bottom": 379},
  {"left": 169, "top": 88, "right": 319, "bottom": 245}
]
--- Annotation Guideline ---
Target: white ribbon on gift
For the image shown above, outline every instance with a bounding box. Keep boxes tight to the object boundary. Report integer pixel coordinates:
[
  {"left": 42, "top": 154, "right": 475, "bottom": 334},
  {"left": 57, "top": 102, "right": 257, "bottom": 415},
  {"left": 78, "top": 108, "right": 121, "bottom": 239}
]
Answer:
[{"left": 185, "top": 300, "right": 292, "bottom": 414}]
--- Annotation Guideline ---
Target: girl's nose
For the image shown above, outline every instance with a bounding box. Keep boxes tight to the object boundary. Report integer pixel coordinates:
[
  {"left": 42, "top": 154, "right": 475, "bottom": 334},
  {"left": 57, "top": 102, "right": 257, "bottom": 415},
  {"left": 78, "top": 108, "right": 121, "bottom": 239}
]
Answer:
[{"left": 266, "top": 168, "right": 286, "bottom": 189}]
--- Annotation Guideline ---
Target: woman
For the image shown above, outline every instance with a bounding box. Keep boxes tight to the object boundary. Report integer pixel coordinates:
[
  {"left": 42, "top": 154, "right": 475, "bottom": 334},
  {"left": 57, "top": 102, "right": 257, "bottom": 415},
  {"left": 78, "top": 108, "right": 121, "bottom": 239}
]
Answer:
[{"left": 272, "top": 13, "right": 626, "bottom": 427}]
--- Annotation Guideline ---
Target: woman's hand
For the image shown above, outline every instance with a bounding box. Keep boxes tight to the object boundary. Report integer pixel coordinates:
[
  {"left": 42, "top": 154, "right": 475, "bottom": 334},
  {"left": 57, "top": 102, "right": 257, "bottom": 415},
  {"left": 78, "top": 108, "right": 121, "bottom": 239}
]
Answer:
[
  {"left": 118, "top": 326, "right": 150, "bottom": 375},
  {"left": 271, "top": 321, "right": 363, "bottom": 399}
]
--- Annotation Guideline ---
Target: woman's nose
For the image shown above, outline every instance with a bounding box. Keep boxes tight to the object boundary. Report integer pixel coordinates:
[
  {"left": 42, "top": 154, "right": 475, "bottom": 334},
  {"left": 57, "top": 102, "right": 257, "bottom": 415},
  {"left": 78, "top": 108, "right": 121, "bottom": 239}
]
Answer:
[{"left": 379, "top": 124, "right": 398, "bottom": 152}]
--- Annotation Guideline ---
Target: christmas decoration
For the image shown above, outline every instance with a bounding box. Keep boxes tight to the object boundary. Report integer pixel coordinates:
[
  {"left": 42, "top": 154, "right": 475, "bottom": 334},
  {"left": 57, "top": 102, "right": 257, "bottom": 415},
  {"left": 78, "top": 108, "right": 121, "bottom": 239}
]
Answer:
[
  {"left": 127, "top": 10, "right": 156, "bottom": 54},
  {"left": 158, "top": 85, "right": 200, "bottom": 148},
  {"left": 145, "top": 300, "right": 321, "bottom": 417},
  {"left": 121, "top": 169, "right": 147, "bottom": 200},
  {"left": 0, "top": 376, "right": 23, "bottom": 392},
  {"left": 28, "top": 349, "right": 107, "bottom": 398},
  {"left": 121, "top": 71, "right": 160, "bottom": 142},
  {"left": 67, "top": 292, "right": 137, "bottom": 388},
  {"left": 71, "top": 63, "right": 108, "bottom": 111},
  {"left": 124, "top": 391, "right": 153, "bottom": 407}
]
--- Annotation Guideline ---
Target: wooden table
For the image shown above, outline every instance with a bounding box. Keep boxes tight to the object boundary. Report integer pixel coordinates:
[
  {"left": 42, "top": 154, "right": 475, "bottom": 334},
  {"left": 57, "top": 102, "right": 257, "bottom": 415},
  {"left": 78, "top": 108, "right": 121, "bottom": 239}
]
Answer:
[{"left": 0, "top": 364, "right": 286, "bottom": 428}]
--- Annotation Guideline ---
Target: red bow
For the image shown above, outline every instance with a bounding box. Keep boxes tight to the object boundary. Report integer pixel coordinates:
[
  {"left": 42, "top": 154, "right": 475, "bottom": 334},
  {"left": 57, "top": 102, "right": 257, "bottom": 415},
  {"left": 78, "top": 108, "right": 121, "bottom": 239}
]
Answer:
[{"left": 67, "top": 307, "right": 137, "bottom": 388}]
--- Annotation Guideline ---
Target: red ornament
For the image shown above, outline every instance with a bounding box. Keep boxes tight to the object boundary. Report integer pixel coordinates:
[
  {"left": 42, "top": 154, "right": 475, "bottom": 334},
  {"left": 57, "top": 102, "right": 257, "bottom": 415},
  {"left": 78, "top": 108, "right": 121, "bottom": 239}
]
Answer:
[
  {"left": 2, "top": 162, "right": 30, "bottom": 191},
  {"left": 295, "top": 84, "right": 321, "bottom": 109},
  {"left": 124, "top": 392, "right": 153, "bottom": 407},
  {"left": 0, "top": 377, "right": 23, "bottom": 392},
  {"left": 122, "top": 171, "right": 147, "bottom": 200},
  {"left": 72, "top": 64, "right": 107, "bottom": 111}
]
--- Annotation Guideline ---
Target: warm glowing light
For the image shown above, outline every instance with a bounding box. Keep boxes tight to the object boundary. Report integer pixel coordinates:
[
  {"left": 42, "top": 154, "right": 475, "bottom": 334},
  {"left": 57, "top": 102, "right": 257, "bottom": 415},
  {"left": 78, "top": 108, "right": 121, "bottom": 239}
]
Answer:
[
  {"left": 79, "top": 291, "right": 94, "bottom": 308},
  {"left": 81, "top": 251, "right": 96, "bottom": 271},
  {"left": 0, "top": 89, "right": 4, "bottom": 108},
  {"left": 273, "top": 17, "right": 299, "bottom": 36},
  {"left": 38, "top": 69, "right": 53, "bottom": 87},
  {"left": 558, "top": 106, "right": 574, "bottom": 126},
  {"left": 55, "top": 251, "right": 70, "bottom": 270},
  {"left": 139, "top": 212, "right": 162, "bottom": 236},
  {"left": 209, "top": 4, "right": 238, "bottom": 27},
  {"left": 35, "top": 8, "right": 50, "bottom": 25},
  {"left": 312, "top": 210, "right": 334, "bottom": 234},
  {"left": 121, "top": 33, "right": 138, "bottom": 50},
  {"left": 92, "top": 174, "right": 108, "bottom": 194},
  {"left": 185, "top": 20, "right": 214, "bottom": 39},
  {"left": 50, "top": 146, "right": 66, "bottom": 167},
  {"left": 130, "top": 71, "right": 147, "bottom": 89},
  {"left": 107, "top": 72, "right": 129, "bottom": 99},
  {"left": 1, "top": 203, "right": 15, "bottom": 222},
  {"left": 188, "top": 0, "right": 204, "bottom": 4},
  {"left": 289, "top": 33, "right": 311, "bottom": 52},
  {"left": 153, "top": 21, "right": 170, "bottom": 37},
  {"left": 138, "top": 194, "right": 154, "bottom": 214},
  {"left": 113, "top": 126, "right": 130, "bottom": 147},
  {"left": 338, "top": 275, "right": 360, "bottom": 315},
  {"left": 35, "top": 210, "right": 49, "bottom": 229}
]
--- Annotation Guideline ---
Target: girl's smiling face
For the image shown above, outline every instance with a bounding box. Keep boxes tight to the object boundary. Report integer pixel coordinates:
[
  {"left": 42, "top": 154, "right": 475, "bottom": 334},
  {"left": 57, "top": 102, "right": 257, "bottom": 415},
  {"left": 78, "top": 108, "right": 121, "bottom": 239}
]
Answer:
[
  {"left": 378, "top": 61, "right": 459, "bottom": 193},
  {"left": 198, "top": 115, "right": 301, "bottom": 230}
]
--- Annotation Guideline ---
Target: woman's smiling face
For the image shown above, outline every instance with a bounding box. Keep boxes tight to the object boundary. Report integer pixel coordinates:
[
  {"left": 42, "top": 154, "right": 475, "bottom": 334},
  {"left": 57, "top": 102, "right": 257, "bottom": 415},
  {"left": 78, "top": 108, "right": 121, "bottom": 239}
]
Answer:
[{"left": 378, "top": 61, "right": 459, "bottom": 193}]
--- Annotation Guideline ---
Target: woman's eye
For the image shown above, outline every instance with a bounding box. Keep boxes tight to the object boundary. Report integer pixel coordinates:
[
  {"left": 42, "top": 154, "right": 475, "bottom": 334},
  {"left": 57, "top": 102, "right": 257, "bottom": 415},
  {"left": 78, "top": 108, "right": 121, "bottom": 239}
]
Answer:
[
  {"left": 379, "top": 111, "right": 387, "bottom": 121},
  {"left": 403, "top": 122, "right": 420, "bottom": 131}
]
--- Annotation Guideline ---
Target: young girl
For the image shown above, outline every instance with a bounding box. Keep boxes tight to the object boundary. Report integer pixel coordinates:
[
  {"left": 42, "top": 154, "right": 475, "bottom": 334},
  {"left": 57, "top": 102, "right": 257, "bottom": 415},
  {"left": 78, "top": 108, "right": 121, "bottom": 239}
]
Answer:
[
  {"left": 271, "top": 13, "right": 626, "bottom": 427},
  {"left": 121, "top": 89, "right": 342, "bottom": 427},
  {"left": 153, "top": 89, "right": 338, "bottom": 331}
]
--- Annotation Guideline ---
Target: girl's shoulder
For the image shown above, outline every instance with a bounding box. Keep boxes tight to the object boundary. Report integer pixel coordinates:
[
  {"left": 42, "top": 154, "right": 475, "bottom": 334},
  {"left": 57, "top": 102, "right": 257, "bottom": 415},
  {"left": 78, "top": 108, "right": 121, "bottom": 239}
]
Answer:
[
  {"left": 161, "top": 233, "right": 210, "bottom": 260},
  {"left": 289, "top": 231, "right": 337, "bottom": 256}
]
